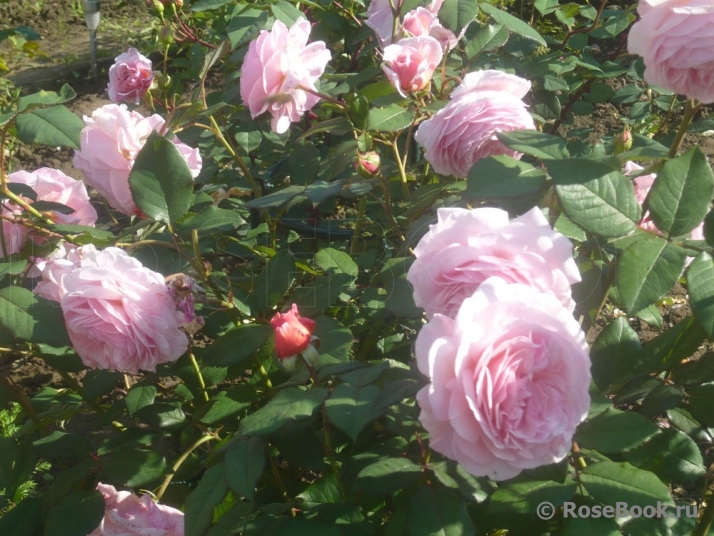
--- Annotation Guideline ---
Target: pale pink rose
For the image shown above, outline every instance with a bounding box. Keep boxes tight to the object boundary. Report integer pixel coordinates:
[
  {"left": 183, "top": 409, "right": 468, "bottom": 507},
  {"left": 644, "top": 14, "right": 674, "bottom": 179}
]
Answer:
[
  {"left": 240, "top": 18, "right": 331, "bottom": 134},
  {"left": 401, "top": 7, "right": 457, "bottom": 51},
  {"left": 407, "top": 206, "right": 581, "bottom": 319},
  {"left": 107, "top": 48, "right": 154, "bottom": 104},
  {"left": 628, "top": 0, "right": 714, "bottom": 104},
  {"left": 34, "top": 244, "right": 188, "bottom": 373},
  {"left": 382, "top": 36, "right": 443, "bottom": 97},
  {"left": 414, "top": 70, "right": 535, "bottom": 177},
  {"left": 0, "top": 168, "right": 98, "bottom": 258},
  {"left": 73, "top": 104, "right": 202, "bottom": 216},
  {"left": 624, "top": 161, "right": 705, "bottom": 242},
  {"left": 415, "top": 277, "right": 591, "bottom": 481},
  {"left": 90, "top": 483, "right": 184, "bottom": 536},
  {"left": 366, "top": 0, "right": 398, "bottom": 46}
]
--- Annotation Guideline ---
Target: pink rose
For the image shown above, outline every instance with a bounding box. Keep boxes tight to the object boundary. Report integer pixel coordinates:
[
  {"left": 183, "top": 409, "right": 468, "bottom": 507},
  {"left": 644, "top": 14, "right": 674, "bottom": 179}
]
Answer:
[
  {"left": 270, "top": 303, "right": 316, "bottom": 360},
  {"left": 366, "top": 0, "right": 399, "bottom": 46},
  {"left": 407, "top": 206, "right": 581, "bottom": 319},
  {"left": 366, "top": 0, "right": 456, "bottom": 47},
  {"left": 416, "top": 277, "right": 591, "bottom": 481},
  {"left": 382, "top": 36, "right": 443, "bottom": 97},
  {"left": 90, "top": 483, "right": 184, "bottom": 536},
  {"left": 240, "top": 18, "right": 331, "bottom": 134},
  {"left": 34, "top": 244, "right": 188, "bottom": 373},
  {"left": 401, "top": 7, "right": 457, "bottom": 51},
  {"left": 628, "top": 0, "right": 714, "bottom": 104},
  {"left": 107, "top": 48, "right": 154, "bottom": 104},
  {"left": 0, "top": 168, "right": 98, "bottom": 258},
  {"left": 414, "top": 70, "right": 535, "bottom": 177},
  {"left": 73, "top": 104, "right": 202, "bottom": 216}
]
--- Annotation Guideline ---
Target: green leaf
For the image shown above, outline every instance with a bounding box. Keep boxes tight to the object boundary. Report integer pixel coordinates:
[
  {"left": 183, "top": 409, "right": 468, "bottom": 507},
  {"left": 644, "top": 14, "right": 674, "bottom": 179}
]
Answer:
[
  {"left": 0, "top": 497, "right": 41, "bottom": 536},
  {"left": 255, "top": 249, "right": 296, "bottom": 313},
  {"left": 580, "top": 461, "right": 673, "bottom": 506},
  {"left": 408, "top": 486, "right": 476, "bottom": 535},
  {"left": 134, "top": 403, "right": 185, "bottom": 428},
  {"left": 497, "top": 130, "right": 569, "bottom": 159},
  {"left": 315, "top": 247, "right": 358, "bottom": 277},
  {"left": 227, "top": 8, "right": 269, "bottom": 49},
  {"left": 632, "top": 316, "right": 706, "bottom": 376},
  {"left": 239, "top": 387, "right": 329, "bottom": 437},
  {"left": 202, "top": 324, "right": 272, "bottom": 367},
  {"left": 489, "top": 479, "right": 577, "bottom": 514},
  {"left": 224, "top": 437, "right": 265, "bottom": 501},
  {"left": 185, "top": 465, "right": 228, "bottom": 536},
  {"left": 271, "top": 0, "right": 304, "bottom": 25},
  {"left": 44, "top": 490, "right": 104, "bottom": 536},
  {"left": 688, "top": 382, "right": 714, "bottom": 427},
  {"left": 290, "top": 273, "right": 356, "bottom": 317},
  {"left": 0, "top": 286, "right": 70, "bottom": 346},
  {"left": 125, "top": 385, "right": 157, "bottom": 416},
  {"left": 196, "top": 384, "right": 256, "bottom": 425},
  {"left": 467, "top": 155, "right": 548, "bottom": 199},
  {"left": 100, "top": 447, "right": 167, "bottom": 487},
  {"left": 575, "top": 408, "right": 660, "bottom": 452},
  {"left": 32, "top": 431, "right": 90, "bottom": 460},
  {"left": 438, "top": 0, "right": 479, "bottom": 35},
  {"left": 647, "top": 147, "right": 714, "bottom": 237},
  {"left": 687, "top": 253, "right": 714, "bottom": 337},
  {"left": 313, "top": 315, "right": 353, "bottom": 363},
  {"left": 129, "top": 132, "right": 195, "bottom": 223},
  {"left": 30, "top": 200, "right": 75, "bottom": 214},
  {"left": 548, "top": 159, "right": 641, "bottom": 238},
  {"left": 625, "top": 428, "right": 705, "bottom": 482},
  {"left": 616, "top": 234, "right": 686, "bottom": 313},
  {"left": 325, "top": 384, "right": 383, "bottom": 441},
  {"left": 191, "top": 0, "right": 232, "bottom": 10},
  {"left": 465, "top": 24, "right": 509, "bottom": 59},
  {"left": 175, "top": 206, "right": 245, "bottom": 236},
  {"left": 17, "top": 84, "right": 76, "bottom": 112},
  {"left": 367, "top": 104, "right": 415, "bottom": 132},
  {"left": 561, "top": 517, "right": 620, "bottom": 536},
  {"left": 15, "top": 105, "right": 84, "bottom": 149},
  {"left": 479, "top": 3, "right": 546, "bottom": 45},
  {"left": 354, "top": 457, "right": 422, "bottom": 493},
  {"left": 297, "top": 472, "right": 342, "bottom": 507},
  {"left": 639, "top": 383, "right": 684, "bottom": 419}
]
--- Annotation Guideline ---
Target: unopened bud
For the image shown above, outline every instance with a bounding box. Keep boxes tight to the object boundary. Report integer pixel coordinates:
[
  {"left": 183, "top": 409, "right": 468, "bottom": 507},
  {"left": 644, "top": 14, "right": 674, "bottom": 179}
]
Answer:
[
  {"left": 158, "top": 24, "right": 174, "bottom": 45},
  {"left": 355, "top": 152, "right": 380, "bottom": 177},
  {"left": 614, "top": 125, "right": 632, "bottom": 154}
]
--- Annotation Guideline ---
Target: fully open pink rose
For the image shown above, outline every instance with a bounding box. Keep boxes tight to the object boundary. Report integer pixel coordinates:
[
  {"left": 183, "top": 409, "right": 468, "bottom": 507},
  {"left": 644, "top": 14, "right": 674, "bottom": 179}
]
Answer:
[
  {"left": 270, "top": 303, "right": 316, "bottom": 359},
  {"left": 407, "top": 206, "right": 581, "bottom": 319},
  {"left": 90, "top": 483, "right": 184, "bottom": 536},
  {"left": 107, "top": 48, "right": 154, "bottom": 104},
  {"left": 382, "top": 36, "right": 443, "bottom": 97},
  {"left": 34, "top": 244, "right": 188, "bottom": 373},
  {"left": 414, "top": 70, "right": 535, "bottom": 177},
  {"left": 240, "top": 18, "right": 331, "bottom": 134},
  {"left": 415, "top": 277, "right": 591, "bottom": 481},
  {"left": 73, "top": 104, "right": 201, "bottom": 216},
  {"left": 0, "top": 168, "right": 98, "bottom": 258},
  {"left": 628, "top": 0, "right": 714, "bottom": 104}
]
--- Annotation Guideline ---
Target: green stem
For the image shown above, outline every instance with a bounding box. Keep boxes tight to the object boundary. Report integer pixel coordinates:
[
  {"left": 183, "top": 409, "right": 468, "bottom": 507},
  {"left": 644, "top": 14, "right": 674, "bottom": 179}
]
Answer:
[
  {"left": 391, "top": 138, "right": 410, "bottom": 198},
  {"left": 297, "top": 84, "right": 346, "bottom": 109},
  {"left": 188, "top": 349, "right": 209, "bottom": 402},
  {"left": 692, "top": 498, "right": 714, "bottom": 536},
  {"left": 155, "top": 434, "right": 217, "bottom": 500},
  {"left": 253, "top": 356, "right": 273, "bottom": 389},
  {"left": 668, "top": 99, "right": 698, "bottom": 158},
  {"left": 208, "top": 116, "right": 261, "bottom": 198},
  {"left": 350, "top": 196, "right": 367, "bottom": 256},
  {"left": 322, "top": 407, "right": 347, "bottom": 499}
]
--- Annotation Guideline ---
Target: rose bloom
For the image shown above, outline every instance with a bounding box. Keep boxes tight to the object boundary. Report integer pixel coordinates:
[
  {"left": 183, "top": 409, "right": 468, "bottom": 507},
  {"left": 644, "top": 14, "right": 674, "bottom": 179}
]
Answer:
[
  {"left": 628, "top": 0, "right": 714, "bottom": 104},
  {"left": 414, "top": 70, "right": 535, "bottom": 177},
  {"left": 107, "top": 48, "right": 154, "bottom": 104},
  {"left": 0, "top": 168, "right": 97, "bottom": 257},
  {"left": 416, "top": 277, "right": 591, "bottom": 481},
  {"left": 366, "top": 0, "right": 450, "bottom": 47},
  {"left": 401, "top": 7, "right": 457, "bottom": 51},
  {"left": 240, "top": 18, "right": 331, "bottom": 134},
  {"left": 407, "top": 206, "right": 581, "bottom": 319},
  {"left": 73, "top": 104, "right": 202, "bottom": 216},
  {"left": 382, "top": 36, "right": 443, "bottom": 97},
  {"left": 271, "top": 303, "right": 316, "bottom": 359},
  {"left": 90, "top": 483, "right": 184, "bottom": 536},
  {"left": 34, "top": 244, "right": 188, "bottom": 373}
]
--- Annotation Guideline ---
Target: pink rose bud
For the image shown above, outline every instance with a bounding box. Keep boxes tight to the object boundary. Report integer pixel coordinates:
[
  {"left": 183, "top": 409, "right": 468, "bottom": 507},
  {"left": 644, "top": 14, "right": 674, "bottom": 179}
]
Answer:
[
  {"left": 356, "top": 152, "right": 381, "bottom": 177},
  {"left": 414, "top": 69, "right": 535, "bottom": 177},
  {"left": 107, "top": 48, "right": 154, "bottom": 104},
  {"left": 614, "top": 125, "right": 632, "bottom": 154},
  {"left": 270, "top": 303, "right": 317, "bottom": 359},
  {"left": 382, "top": 36, "right": 443, "bottom": 97},
  {"left": 415, "top": 277, "right": 591, "bottom": 481},
  {"left": 407, "top": 206, "right": 581, "bottom": 319},
  {"left": 401, "top": 7, "right": 457, "bottom": 52},
  {"left": 628, "top": 0, "right": 714, "bottom": 104},
  {"left": 90, "top": 483, "right": 184, "bottom": 536},
  {"left": 73, "top": 104, "right": 202, "bottom": 216},
  {"left": 240, "top": 18, "right": 331, "bottom": 134},
  {"left": 33, "top": 244, "right": 189, "bottom": 374}
]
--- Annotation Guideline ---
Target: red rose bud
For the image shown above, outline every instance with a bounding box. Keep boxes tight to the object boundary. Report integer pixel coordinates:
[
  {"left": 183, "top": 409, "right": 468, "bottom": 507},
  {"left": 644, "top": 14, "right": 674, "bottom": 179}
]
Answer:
[
  {"left": 356, "top": 152, "right": 381, "bottom": 177},
  {"left": 614, "top": 126, "right": 632, "bottom": 154},
  {"left": 270, "top": 303, "right": 317, "bottom": 359}
]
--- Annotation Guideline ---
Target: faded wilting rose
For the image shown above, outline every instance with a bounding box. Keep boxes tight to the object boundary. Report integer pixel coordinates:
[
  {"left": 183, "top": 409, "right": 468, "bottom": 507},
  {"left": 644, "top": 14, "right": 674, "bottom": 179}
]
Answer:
[
  {"left": 240, "top": 18, "right": 331, "bottom": 134},
  {"left": 90, "top": 483, "right": 184, "bottom": 536},
  {"left": 414, "top": 69, "right": 535, "bottom": 177},
  {"left": 628, "top": 0, "right": 714, "bottom": 104},
  {"left": 407, "top": 206, "right": 581, "bottom": 319},
  {"left": 271, "top": 303, "right": 317, "bottom": 361},
  {"left": 401, "top": 7, "right": 457, "bottom": 51},
  {"left": 33, "top": 244, "right": 188, "bottom": 373},
  {"left": 73, "top": 104, "right": 202, "bottom": 216},
  {"left": 415, "top": 277, "right": 591, "bottom": 481},
  {"left": 382, "top": 36, "right": 443, "bottom": 97},
  {"left": 107, "top": 48, "right": 154, "bottom": 104}
]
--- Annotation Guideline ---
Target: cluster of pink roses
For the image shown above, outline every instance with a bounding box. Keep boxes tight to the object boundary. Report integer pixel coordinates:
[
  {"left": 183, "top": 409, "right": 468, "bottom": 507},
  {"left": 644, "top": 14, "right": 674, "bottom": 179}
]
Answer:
[{"left": 408, "top": 207, "right": 591, "bottom": 480}]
